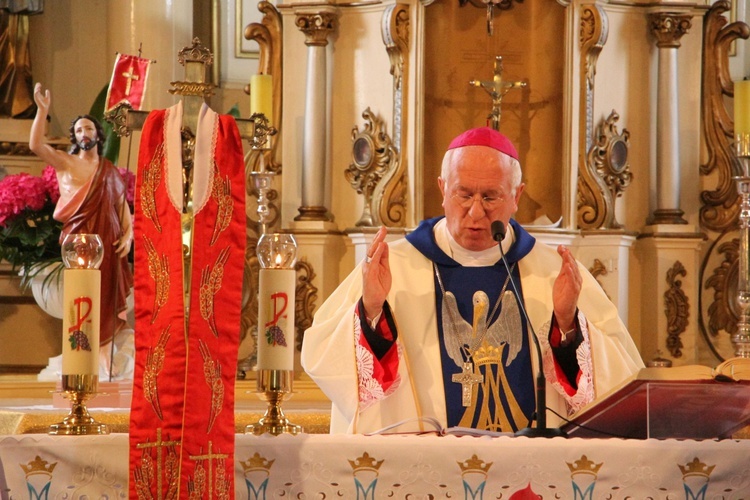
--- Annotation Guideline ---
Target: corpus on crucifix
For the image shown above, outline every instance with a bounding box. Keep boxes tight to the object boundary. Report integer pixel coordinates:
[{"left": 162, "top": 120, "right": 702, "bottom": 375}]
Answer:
[{"left": 470, "top": 56, "right": 526, "bottom": 131}]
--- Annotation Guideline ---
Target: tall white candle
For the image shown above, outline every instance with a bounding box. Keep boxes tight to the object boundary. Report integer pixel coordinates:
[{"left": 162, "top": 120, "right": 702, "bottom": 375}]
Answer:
[
  {"left": 256, "top": 268, "right": 296, "bottom": 371},
  {"left": 250, "top": 74, "right": 273, "bottom": 124},
  {"left": 61, "top": 268, "right": 101, "bottom": 375}
]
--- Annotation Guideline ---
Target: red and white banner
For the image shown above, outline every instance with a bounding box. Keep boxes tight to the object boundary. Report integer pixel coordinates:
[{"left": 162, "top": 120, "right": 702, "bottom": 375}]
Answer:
[{"left": 105, "top": 53, "right": 151, "bottom": 112}]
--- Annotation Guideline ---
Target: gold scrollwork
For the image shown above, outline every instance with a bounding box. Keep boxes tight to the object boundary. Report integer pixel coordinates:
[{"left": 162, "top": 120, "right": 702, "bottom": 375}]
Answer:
[
  {"left": 576, "top": 5, "right": 609, "bottom": 230},
  {"left": 294, "top": 259, "right": 318, "bottom": 352},
  {"left": 578, "top": 110, "right": 631, "bottom": 230},
  {"left": 700, "top": 1, "right": 750, "bottom": 232},
  {"left": 705, "top": 237, "right": 740, "bottom": 337},
  {"left": 665, "top": 261, "right": 689, "bottom": 358}
]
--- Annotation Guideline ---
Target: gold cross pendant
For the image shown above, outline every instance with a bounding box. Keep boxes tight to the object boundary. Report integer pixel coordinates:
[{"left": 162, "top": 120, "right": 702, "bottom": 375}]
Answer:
[{"left": 452, "top": 362, "right": 483, "bottom": 407}]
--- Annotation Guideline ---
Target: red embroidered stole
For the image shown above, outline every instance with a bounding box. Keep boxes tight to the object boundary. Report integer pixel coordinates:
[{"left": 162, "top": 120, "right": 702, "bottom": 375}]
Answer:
[{"left": 129, "top": 103, "right": 245, "bottom": 499}]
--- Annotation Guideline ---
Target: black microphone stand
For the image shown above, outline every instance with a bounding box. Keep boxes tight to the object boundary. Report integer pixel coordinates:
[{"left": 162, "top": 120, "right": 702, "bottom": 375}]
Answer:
[{"left": 491, "top": 221, "right": 566, "bottom": 438}]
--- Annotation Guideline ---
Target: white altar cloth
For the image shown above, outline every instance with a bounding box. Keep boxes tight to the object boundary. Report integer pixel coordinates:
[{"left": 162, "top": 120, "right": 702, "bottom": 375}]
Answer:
[{"left": 1, "top": 433, "right": 749, "bottom": 498}]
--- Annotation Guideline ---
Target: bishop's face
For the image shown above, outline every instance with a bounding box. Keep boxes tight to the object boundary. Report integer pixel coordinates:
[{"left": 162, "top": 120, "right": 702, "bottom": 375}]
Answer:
[
  {"left": 439, "top": 146, "right": 524, "bottom": 252},
  {"left": 74, "top": 118, "right": 98, "bottom": 152}
]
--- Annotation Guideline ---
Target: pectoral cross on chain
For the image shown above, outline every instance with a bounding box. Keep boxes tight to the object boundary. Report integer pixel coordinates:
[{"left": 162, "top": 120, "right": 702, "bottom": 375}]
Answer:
[
  {"left": 470, "top": 56, "right": 526, "bottom": 131},
  {"left": 453, "top": 362, "right": 483, "bottom": 407}
]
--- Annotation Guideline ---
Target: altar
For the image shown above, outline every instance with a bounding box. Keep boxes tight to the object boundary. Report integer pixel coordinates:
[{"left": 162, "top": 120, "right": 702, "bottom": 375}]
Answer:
[{"left": 1, "top": 432, "right": 749, "bottom": 498}]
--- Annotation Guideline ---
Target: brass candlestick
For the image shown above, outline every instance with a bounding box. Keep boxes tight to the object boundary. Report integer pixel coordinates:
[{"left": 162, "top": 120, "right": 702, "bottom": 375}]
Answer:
[
  {"left": 50, "top": 234, "right": 110, "bottom": 435},
  {"left": 733, "top": 131, "right": 750, "bottom": 357},
  {"left": 245, "top": 369, "right": 301, "bottom": 435},
  {"left": 49, "top": 374, "right": 110, "bottom": 435}
]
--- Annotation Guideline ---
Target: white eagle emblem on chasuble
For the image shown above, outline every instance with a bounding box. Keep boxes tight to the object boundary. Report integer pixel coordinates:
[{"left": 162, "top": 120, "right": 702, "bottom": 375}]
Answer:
[{"left": 442, "top": 290, "right": 527, "bottom": 431}]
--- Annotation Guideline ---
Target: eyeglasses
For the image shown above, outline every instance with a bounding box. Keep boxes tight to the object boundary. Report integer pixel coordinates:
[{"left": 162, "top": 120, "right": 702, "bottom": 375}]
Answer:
[{"left": 450, "top": 192, "right": 505, "bottom": 210}]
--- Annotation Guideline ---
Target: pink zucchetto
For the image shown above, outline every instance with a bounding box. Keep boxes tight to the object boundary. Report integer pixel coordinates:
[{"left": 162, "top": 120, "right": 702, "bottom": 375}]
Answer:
[{"left": 447, "top": 127, "right": 519, "bottom": 161}]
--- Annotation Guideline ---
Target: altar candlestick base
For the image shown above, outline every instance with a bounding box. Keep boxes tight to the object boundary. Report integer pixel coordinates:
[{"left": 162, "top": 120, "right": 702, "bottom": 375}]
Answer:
[
  {"left": 49, "top": 374, "right": 110, "bottom": 435},
  {"left": 245, "top": 369, "right": 302, "bottom": 436}
]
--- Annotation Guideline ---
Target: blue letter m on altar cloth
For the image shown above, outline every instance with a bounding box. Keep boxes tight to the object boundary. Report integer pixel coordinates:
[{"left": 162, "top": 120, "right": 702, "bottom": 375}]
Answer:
[
  {"left": 463, "top": 481, "right": 487, "bottom": 499},
  {"left": 684, "top": 483, "right": 709, "bottom": 500},
  {"left": 26, "top": 482, "right": 52, "bottom": 500},
  {"left": 245, "top": 477, "right": 269, "bottom": 500},
  {"left": 354, "top": 478, "right": 377, "bottom": 499},
  {"left": 572, "top": 482, "right": 595, "bottom": 500}
]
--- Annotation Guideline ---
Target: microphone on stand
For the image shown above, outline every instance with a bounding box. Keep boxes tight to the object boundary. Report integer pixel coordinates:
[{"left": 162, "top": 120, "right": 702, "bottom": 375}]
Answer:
[{"left": 491, "top": 220, "right": 566, "bottom": 438}]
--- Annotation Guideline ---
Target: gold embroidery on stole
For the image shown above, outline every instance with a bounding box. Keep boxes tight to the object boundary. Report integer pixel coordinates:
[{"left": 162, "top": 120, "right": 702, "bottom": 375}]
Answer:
[
  {"left": 144, "top": 326, "right": 170, "bottom": 420},
  {"left": 142, "top": 143, "right": 165, "bottom": 233},
  {"left": 144, "top": 236, "right": 170, "bottom": 324},
  {"left": 209, "top": 166, "right": 233, "bottom": 246},
  {"left": 199, "top": 246, "right": 231, "bottom": 337},
  {"left": 187, "top": 442, "right": 230, "bottom": 500},
  {"left": 135, "top": 428, "right": 181, "bottom": 500},
  {"left": 198, "top": 339, "right": 224, "bottom": 433}
]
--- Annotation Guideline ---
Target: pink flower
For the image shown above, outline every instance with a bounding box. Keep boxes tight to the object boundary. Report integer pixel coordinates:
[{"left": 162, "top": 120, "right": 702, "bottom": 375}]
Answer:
[
  {"left": 0, "top": 172, "right": 50, "bottom": 227},
  {"left": 42, "top": 166, "right": 60, "bottom": 204}
]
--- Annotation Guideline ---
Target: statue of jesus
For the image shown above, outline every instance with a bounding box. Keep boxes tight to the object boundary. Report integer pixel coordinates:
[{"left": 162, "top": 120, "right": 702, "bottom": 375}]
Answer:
[{"left": 29, "top": 82, "right": 134, "bottom": 347}]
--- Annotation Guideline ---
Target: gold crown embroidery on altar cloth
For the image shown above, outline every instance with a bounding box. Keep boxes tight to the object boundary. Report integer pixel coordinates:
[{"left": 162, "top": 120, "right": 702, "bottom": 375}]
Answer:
[
  {"left": 240, "top": 453, "right": 275, "bottom": 473},
  {"left": 20, "top": 456, "right": 57, "bottom": 477},
  {"left": 457, "top": 454, "right": 493, "bottom": 474},
  {"left": 566, "top": 455, "right": 603, "bottom": 476},
  {"left": 348, "top": 452, "right": 384, "bottom": 473},
  {"left": 679, "top": 457, "right": 715, "bottom": 479}
]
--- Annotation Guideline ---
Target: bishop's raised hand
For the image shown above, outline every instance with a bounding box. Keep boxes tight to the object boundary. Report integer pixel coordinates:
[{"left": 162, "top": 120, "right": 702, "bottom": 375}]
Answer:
[{"left": 362, "top": 226, "right": 391, "bottom": 322}]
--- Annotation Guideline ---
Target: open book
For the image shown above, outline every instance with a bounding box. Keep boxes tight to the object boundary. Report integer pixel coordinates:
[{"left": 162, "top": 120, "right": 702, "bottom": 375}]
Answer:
[
  {"left": 366, "top": 416, "right": 513, "bottom": 437},
  {"left": 561, "top": 357, "right": 750, "bottom": 439}
]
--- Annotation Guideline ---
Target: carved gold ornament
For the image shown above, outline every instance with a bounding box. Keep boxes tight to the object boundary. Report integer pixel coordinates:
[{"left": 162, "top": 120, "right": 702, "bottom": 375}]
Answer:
[
  {"left": 664, "top": 261, "right": 689, "bottom": 358},
  {"left": 578, "top": 110, "right": 631, "bottom": 230},
  {"left": 295, "top": 12, "right": 337, "bottom": 47},
  {"left": 575, "top": 4, "right": 608, "bottom": 230},
  {"left": 700, "top": 1, "right": 750, "bottom": 232},
  {"left": 649, "top": 13, "right": 692, "bottom": 49},
  {"left": 346, "top": 108, "right": 398, "bottom": 227}
]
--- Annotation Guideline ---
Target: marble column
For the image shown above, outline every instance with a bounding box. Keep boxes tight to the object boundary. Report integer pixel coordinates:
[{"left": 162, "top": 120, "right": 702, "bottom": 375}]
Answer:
[
  {"left": 647, "top": 13, "right": 692, "bottom": 226},
  {"left": 294, "top": 10, "right": 337, "bottom": 222}
]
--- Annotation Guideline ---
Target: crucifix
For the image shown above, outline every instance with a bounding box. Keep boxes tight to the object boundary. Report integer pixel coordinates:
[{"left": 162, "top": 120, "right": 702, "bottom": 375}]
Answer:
[
  {"left": 452, "top": 361, "right": 483, "bottom": 407},
  {"left": 469, "top": 56, "right": 526, "bottom": 131}
]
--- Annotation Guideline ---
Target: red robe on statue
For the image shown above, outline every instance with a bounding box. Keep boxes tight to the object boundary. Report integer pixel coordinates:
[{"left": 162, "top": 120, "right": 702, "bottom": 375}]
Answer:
[
  {"left": 129, "top": 101, "right": 246, "bottom": 499},
  {"left": 54, "top": 158, "right": 133, "bottom": 346}
]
